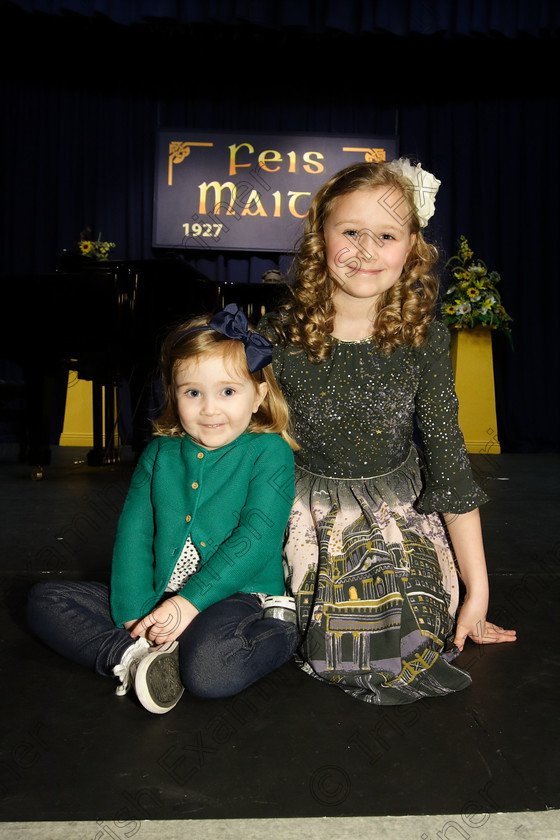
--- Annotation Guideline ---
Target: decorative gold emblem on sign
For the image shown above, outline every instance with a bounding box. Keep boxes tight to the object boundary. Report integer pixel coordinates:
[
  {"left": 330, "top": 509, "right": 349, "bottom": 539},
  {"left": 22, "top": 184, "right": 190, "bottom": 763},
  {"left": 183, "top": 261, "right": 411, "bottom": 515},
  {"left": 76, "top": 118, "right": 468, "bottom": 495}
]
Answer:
[
  {"left": 342, "top": 147, "right": 387, "bottom": 163},
  {"left": 168, "top": 141, "right": 214, "bottom": 185}
]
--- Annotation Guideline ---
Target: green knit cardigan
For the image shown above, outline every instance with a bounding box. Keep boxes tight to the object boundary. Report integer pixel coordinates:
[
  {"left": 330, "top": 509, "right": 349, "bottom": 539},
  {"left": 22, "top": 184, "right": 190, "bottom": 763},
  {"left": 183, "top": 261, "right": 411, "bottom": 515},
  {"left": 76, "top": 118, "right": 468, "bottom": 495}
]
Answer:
[{"left": 110, "top": 432, "right": 295, "bottom": 627}]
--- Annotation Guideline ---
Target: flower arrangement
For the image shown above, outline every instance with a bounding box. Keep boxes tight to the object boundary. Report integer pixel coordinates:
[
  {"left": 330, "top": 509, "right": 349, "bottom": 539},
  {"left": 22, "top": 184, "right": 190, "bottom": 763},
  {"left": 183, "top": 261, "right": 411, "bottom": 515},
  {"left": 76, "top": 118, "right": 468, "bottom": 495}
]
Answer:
[
  {"left": 78, "top": 230, "right": 115, "bottom": 261},
  {"left": 441, "top": 236, "right": 513, "bottom": 345}
]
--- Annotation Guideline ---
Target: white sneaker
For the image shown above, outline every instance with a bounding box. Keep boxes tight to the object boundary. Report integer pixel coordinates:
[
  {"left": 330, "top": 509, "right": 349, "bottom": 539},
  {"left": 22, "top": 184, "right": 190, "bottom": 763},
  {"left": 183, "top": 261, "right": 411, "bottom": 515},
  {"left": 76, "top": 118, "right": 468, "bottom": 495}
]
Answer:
[
  {"left": 113, "top": 637, "right": 152, "bottom": 696},
  {"left": 134, "top": 640, "right": 184, "bottom": 715},
  {"left": 262, "top": 595, "right": 297, "bottom": 623}
]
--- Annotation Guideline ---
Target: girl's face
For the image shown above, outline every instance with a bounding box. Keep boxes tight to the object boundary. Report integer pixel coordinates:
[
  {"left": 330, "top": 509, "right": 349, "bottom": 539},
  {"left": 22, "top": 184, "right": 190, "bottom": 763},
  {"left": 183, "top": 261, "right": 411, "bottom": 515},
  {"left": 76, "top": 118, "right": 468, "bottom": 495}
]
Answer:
[
  {"left": 175, "top": 352, "right": 267, "bottom": 450},
  {"left": 324, "top": 186, "right": 416, "bottom": 311}
]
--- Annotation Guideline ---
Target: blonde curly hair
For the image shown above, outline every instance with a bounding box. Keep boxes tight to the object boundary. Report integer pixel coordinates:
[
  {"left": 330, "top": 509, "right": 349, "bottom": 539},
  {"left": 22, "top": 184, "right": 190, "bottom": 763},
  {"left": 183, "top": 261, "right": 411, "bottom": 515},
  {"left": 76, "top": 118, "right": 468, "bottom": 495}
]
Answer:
[{"left": 270, "top": 161, "right": 439, "bottom": 360}]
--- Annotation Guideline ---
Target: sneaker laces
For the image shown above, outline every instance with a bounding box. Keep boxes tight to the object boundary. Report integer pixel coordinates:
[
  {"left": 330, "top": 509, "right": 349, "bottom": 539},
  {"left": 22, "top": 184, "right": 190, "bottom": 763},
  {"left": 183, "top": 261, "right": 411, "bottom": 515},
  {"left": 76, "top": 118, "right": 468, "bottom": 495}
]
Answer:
[{"left": 113, "top": 637, "right": 151, "bottom": 696}]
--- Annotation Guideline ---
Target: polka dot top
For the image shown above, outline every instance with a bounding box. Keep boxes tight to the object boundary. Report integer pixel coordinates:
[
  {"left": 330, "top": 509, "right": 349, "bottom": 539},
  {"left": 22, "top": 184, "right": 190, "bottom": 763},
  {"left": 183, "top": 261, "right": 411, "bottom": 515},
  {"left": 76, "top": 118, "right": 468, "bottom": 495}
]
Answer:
[
  {"left": 165, "top": 535, "right": 200, "bottom": 593},
  {"left": 259, "top": 316, "right": 488, "bottom": 515}
]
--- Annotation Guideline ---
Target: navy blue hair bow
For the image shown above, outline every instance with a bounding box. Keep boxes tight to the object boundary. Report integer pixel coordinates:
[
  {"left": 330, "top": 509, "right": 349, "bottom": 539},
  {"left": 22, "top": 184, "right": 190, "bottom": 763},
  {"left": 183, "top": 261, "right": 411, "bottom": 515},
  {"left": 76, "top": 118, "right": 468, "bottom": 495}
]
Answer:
[{"left": 174, "top": 303, "right": 273, "bottom": 373}]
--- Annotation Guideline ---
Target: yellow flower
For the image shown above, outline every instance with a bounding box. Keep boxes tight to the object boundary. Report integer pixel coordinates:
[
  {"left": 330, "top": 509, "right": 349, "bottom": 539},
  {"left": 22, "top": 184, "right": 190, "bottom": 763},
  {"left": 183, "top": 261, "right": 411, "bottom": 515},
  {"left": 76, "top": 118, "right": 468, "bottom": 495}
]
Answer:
[
  {"left": 459, "top": 238, "right": 473, "bottom": 260},
  {"left": 78, "top": 234, "right": 115, "bottom": 260},
  {"left": 444, "top": 304, "right": 456, "bottom": 315}
]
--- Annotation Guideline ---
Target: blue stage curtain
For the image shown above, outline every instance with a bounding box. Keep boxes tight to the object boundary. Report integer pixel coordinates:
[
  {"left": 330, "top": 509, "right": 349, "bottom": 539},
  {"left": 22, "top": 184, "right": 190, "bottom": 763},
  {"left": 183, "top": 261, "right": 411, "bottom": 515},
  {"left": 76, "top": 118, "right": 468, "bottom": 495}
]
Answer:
[
  {"left": 3, "top": 0, "right": 560, "bottom": 37},
  {"left": 1, "top": 6, "right": 559, "bottom": 451}
]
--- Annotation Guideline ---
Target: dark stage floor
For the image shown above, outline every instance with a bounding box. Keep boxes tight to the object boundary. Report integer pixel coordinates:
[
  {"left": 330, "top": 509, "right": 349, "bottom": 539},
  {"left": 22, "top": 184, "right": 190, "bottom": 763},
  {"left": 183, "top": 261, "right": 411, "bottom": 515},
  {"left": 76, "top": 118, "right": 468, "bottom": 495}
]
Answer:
[{"left": 0, "top": 444, "right": 559, "bottom": 826}]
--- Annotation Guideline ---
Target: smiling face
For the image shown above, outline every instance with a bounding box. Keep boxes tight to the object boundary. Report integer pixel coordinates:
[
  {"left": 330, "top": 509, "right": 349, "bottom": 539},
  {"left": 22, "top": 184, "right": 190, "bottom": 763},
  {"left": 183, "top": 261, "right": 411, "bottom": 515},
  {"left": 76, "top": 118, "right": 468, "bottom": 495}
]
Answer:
[
  {"left": 324, "top": 186, "right": 416, "bottom": 313},
  {"left": 175, "top": 349, "right": 267, "bottom": 450}
]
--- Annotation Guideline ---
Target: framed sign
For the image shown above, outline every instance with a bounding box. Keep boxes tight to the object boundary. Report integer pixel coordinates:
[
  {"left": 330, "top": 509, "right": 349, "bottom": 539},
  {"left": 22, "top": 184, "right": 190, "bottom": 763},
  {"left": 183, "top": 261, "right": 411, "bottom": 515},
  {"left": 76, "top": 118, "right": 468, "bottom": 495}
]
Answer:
[{"left": 153, "top": 131, "right": 398, "bottom": 253}]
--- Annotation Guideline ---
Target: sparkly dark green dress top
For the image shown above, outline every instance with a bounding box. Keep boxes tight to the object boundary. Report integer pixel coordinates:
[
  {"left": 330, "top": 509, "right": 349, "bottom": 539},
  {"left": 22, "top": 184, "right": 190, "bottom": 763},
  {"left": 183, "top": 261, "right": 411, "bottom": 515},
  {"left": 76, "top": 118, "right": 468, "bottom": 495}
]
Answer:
[{"left": 260, "top": 314, "right": 488, "bottom": 706}]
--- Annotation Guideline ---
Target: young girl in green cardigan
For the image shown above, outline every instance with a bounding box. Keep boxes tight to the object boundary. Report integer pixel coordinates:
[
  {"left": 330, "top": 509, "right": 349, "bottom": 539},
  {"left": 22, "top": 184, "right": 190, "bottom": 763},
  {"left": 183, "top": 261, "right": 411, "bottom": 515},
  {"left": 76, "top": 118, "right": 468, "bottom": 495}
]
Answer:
[{"left": 27, "top": 304, "right": 298, "bottom": 714}]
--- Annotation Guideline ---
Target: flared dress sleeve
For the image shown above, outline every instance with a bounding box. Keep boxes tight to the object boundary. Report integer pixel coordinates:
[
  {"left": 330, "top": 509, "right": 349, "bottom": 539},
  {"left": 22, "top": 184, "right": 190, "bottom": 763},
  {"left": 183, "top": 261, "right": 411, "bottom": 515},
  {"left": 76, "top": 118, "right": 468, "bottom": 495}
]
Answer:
[{"left": 414, "top": 321, "right": 488, "bottom": 514}]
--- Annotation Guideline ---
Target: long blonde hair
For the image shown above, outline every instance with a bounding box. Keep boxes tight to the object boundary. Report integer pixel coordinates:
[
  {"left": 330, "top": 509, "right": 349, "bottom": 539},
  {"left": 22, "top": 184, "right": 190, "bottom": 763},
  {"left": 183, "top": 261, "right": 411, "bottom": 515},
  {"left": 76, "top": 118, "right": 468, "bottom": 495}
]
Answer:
[
  {"left": 270, "top": 161, "right": 439, "bottom": 360},
  {"left": 152, "top": 314, "right": 299, "bottom": 450}
]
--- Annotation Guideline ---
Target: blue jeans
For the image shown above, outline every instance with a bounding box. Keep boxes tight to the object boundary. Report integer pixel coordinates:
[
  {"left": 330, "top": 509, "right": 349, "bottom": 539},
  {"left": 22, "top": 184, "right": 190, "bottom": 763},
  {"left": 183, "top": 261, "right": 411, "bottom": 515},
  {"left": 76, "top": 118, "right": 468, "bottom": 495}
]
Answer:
[{"left": 26, "top": 581, "right": 299, "bottom": 699}]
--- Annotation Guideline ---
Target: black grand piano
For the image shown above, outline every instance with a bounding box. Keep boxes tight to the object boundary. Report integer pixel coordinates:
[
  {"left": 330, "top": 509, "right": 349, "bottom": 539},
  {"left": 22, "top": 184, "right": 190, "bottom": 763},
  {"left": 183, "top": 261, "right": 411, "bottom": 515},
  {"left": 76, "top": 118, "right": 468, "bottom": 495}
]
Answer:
[{"left": 0, "top": 257, "right": 287, "bottom": 474}]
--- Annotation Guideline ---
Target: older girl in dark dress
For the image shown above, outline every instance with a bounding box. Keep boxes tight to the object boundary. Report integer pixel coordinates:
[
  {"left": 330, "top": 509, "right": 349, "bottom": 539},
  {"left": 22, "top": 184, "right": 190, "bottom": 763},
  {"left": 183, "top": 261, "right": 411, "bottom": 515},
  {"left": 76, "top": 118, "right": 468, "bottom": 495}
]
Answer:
[{"left": 259, "top": 159, "right": 516, "bottom": 705}]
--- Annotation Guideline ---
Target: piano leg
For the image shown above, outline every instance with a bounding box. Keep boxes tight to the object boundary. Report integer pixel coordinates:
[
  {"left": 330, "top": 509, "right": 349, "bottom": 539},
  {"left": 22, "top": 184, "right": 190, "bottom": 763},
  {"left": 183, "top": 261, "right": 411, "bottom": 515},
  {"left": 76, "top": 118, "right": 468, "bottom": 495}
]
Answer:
[
  {"left": 20, "top": 361, "right": 65, "bottom": 479},
  {"left": 86, "top": 379, "right": 120, "bottom": 466},
  {"left": 104, "top": 382, "right": 119, "bottom": 464}
]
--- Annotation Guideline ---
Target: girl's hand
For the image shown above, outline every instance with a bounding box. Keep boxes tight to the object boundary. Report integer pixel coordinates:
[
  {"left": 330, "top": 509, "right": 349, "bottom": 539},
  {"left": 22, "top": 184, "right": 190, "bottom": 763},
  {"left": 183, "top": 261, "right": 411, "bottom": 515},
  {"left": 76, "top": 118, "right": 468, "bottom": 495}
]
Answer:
[
  {"left": 130, "top": 595, "right": 200, "bottom": 645},
  {"left": 454, "top": 597, "right": 517, "bottom": 651},
  {"left": 443, "top": 509, "right": 516, "bottom": 652},
  {"left": 123, "top": 617, "right": 146, "bottom": 637}
]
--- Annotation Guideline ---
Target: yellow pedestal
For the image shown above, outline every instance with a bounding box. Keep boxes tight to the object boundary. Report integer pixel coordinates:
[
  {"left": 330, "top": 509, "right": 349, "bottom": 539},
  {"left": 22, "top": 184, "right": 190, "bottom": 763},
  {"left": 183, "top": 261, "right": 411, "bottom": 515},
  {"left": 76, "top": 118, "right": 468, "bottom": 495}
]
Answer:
[
  {"left": 59, "top": 371, "right": 118, "bottom": 449},
  {"left": 450, "top": 327, "right": 501, "bottom": 454},
  {"left": 59, "top": 371, "right": 94, "bottom": 446}
]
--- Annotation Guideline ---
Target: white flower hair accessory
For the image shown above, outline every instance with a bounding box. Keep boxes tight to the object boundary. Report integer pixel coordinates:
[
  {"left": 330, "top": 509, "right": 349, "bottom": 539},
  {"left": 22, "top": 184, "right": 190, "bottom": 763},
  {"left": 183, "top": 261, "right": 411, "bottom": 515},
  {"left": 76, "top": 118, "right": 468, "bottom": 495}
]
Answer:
[{"left": 386, "top": 158, "right": 441, "bottom": 228}]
